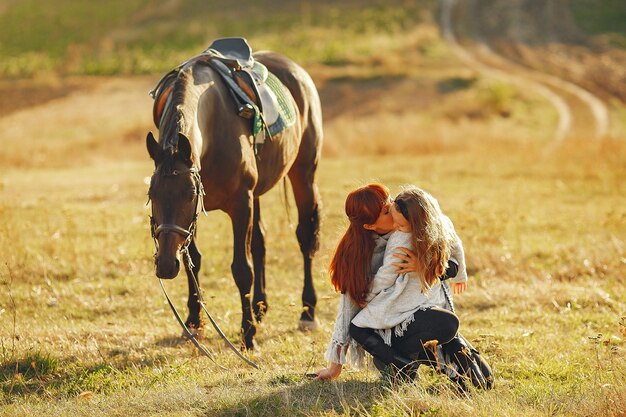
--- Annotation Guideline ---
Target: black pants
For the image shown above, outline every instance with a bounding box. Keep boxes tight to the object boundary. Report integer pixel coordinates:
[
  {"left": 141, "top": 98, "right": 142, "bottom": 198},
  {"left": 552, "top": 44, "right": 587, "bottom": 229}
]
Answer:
[{"left": 349, "top": 307, "right": 459, "bottom": 366}]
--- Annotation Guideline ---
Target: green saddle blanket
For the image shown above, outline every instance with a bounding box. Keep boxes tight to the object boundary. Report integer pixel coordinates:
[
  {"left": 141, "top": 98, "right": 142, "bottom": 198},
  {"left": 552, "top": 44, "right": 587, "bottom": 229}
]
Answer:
[{"left": 250, "top": 61, "right": 297, "bottom": 138}]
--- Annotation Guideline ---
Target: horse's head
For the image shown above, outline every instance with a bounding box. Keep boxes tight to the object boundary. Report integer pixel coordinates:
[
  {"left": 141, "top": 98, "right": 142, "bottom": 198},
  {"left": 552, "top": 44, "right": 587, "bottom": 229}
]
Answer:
[{"left": 146, "top": 131, "right": 203, "bottom": 279}]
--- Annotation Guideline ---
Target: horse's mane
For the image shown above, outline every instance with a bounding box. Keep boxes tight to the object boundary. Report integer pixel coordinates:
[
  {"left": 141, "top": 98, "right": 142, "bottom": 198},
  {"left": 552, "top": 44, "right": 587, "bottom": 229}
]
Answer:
[{"left": 158, "top": 66, "right": 198, "bottom": 171}]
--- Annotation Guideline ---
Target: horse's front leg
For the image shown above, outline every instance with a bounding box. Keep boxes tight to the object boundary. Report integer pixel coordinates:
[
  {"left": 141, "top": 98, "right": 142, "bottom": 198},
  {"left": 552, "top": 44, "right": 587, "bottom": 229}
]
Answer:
[
  {"left": 228, "top": 191, "right": 257, "bottom": 350},
  {"left": 184, "top": 238, "right": 203, "bottom": 334}
]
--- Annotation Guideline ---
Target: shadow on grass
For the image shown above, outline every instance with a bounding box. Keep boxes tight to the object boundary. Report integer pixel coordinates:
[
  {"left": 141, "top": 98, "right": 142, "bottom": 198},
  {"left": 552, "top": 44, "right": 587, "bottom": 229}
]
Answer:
[
  {"left": 155, "top": 334, "right": 190, "bottom": 348},
  {"left": 0, "top": 350, "right": 167, "bottom": 399},
  {"left": 0, "top": 350, "right": 62, "bottom": 397},
  {"left": 1, "top": 359, "right": 112, "bottom": 398},
  {"left": 211, "top": 374, "right": 386, "bottom": 417},
  {"left": 437, "top": 77, "right": 477, "bottom": 94}
]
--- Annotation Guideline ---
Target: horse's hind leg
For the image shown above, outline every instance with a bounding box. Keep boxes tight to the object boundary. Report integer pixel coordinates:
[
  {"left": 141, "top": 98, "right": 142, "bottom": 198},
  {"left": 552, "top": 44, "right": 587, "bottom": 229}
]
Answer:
[
  {"left": 288, "top": 164, "right": 321, "bottom": 331},
  {"left": 251, "top": 198, "right": 268, "bottom": 322},
  {"left": 184, "top": 238, "right": 202, "bottom": 334}
]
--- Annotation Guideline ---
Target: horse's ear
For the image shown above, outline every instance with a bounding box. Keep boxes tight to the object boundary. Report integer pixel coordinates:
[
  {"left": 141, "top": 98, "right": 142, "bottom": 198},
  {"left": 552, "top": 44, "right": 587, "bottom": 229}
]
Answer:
[
  {"left": 146, "top": 132, "right": 161, "bottom": 163},
  {"left": 177, "top": 133, "right": 193, "bottom": 166}
]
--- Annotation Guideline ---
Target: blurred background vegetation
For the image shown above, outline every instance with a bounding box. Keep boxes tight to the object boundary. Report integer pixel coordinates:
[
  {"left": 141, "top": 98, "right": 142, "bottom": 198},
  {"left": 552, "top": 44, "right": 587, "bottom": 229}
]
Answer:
[
  {"left": 572, "top": 0, "right": 626, "bottom": 46},
  {"left": 0, "top": 0, "right": 435, "bottom": 77},
  {"left": 0, "top": 0, "right": 623, "bottom": 78}
]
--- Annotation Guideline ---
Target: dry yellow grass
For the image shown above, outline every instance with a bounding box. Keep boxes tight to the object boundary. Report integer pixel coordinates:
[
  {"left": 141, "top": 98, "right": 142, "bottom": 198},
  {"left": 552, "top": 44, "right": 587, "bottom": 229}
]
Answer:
[
  {"left": 1, "top": 1, "right": 625, "bottom": 415},
  {"left": 1, "top": 52, "right": 625, "bottom": 417}
]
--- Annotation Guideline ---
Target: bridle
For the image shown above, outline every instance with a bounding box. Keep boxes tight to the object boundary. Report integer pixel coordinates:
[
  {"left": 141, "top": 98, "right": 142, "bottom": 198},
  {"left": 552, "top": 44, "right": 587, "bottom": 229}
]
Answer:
[
  {"left": 148, "top": 166, "right": 260, "bottom": 370},
  {"left": 149, "top": 167, "right": 206, "bottom": 257}
]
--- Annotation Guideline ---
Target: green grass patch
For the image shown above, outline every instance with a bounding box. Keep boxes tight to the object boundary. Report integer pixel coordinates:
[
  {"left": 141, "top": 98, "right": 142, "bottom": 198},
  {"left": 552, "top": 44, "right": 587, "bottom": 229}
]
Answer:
[
  {"left": 0, "top": 0, "right": 434, "bottom": 77},
  {"left": 0, "top": 0, "right": 148, "bottom": 77},
  {"left": 0, "top": 351, "right": 59, "bottom": 381},
  {"left": 572, "top": 0, "right": 626, "bottom": 47},
  {"left": 0, "top": 351, "right": 60, "bottom": 398}
]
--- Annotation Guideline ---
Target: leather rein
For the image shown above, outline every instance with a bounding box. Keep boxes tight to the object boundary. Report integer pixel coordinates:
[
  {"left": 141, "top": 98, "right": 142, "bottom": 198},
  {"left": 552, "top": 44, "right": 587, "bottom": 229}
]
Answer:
[{"left": 149, "top": 167, "right": 260, "bottom": 370}]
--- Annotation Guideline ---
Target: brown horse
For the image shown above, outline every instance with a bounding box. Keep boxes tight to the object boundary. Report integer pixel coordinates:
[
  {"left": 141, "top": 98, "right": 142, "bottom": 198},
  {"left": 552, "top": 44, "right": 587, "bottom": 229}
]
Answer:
[{"left": 146, "top": 51, "right": 323, "bottom": 349}]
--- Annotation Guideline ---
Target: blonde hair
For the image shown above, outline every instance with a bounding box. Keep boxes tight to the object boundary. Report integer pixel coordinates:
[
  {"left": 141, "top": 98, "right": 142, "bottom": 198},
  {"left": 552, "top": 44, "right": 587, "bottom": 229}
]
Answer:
[{"left": 393, "top": 186, "right": 457, "bottom": 293}]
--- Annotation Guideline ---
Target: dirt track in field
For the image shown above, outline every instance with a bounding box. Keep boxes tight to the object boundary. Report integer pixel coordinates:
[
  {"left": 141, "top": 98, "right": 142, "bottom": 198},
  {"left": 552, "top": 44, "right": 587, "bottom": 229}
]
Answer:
[{"left": 440, "top": 0, "right": 624, "bottom": 140}]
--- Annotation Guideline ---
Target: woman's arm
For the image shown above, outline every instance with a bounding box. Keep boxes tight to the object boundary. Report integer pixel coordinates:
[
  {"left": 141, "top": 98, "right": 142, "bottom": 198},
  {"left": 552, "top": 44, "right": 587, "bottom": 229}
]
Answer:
[
  {"left": 316, "top": 363, "right": 343, "bottom": 380},
  {"left": 448, "top": 236, "right": 468, "bottom": 291},
  {"left": 393, "top": 239, "right": 468, "bottom": 293},
  {"left": 442, "top": 215, "right": 468, "bottom": 293},
  {"left": 315, "top": 345, "right": 344, "bottom": 380},
  {"left": 368, "top": 232, "right": 411, "bottom": 296},
  {"left": 316, "top": 294, "right": 361, "bottom": 380}
]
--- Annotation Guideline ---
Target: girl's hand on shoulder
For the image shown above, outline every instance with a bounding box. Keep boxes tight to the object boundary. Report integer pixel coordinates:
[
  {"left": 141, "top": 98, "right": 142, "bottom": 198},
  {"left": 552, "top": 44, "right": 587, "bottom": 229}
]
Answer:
[
  {"left": 453, "top": 282, "right": 467, "bottom": 294},
  {"left": 392, "top": 247, "right": 418, "bottom": 274}
]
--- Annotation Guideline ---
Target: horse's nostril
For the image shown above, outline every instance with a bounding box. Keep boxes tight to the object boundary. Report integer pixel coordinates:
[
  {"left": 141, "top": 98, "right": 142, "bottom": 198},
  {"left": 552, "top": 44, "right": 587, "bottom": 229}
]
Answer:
[{"left": 154, "top": 255, "right": 180, "bottom": 279}]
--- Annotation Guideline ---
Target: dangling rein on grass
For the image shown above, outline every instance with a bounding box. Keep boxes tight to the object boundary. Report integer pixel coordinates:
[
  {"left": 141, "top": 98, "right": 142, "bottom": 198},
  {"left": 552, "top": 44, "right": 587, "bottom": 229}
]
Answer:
[
  {"left": 158, "top": 273, "right": 261, "bottom": 370},
  {"left": 150, "top": 167, "right": 260, "bottom": 370}
]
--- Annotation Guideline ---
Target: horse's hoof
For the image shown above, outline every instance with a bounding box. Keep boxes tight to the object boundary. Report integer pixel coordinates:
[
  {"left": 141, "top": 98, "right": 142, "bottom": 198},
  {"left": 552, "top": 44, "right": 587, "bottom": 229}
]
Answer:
[
  {"left": 298, "top": 319, "right": 319, "bottom": 332},
  {"left": 240, "top": 339, "right": 259, "bottom": 352}
]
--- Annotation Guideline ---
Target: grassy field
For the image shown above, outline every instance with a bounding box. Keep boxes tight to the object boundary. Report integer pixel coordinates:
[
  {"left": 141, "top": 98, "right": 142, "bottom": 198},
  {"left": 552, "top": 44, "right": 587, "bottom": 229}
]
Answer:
[
  {"left": 1, "top": 0, "right": 623, "bottom": 79},
  {"left": 1, "top": 1, "right": 626, "bottom": 416},
  {"left": 0, "top": 0, "right": 435, "bottom": 77},
  {"left": 1, "top": 133, "right": 625, "bottom": 416}
]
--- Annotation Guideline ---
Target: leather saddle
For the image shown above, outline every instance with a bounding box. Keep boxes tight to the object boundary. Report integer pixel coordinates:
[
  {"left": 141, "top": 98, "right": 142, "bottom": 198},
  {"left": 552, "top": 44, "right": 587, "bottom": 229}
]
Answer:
[
  {"left": 151, "top": 38, "right": 259, "bottom": 125},
  {"left": 150, "top": 38, "right": 290, "bottom": 153},
  {"left": 206, "top": 37, "right": 253, "bottom": 68}
]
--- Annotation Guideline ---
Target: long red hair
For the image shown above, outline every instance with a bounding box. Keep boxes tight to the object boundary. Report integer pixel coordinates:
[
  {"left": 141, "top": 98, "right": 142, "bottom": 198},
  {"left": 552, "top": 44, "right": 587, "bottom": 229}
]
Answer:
[{"left": 329, "top": 184, "right": 390, "bottom": 307}]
